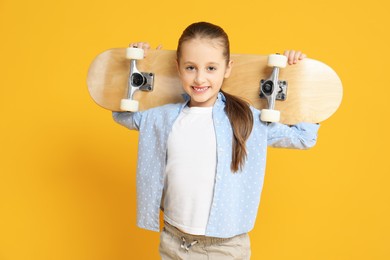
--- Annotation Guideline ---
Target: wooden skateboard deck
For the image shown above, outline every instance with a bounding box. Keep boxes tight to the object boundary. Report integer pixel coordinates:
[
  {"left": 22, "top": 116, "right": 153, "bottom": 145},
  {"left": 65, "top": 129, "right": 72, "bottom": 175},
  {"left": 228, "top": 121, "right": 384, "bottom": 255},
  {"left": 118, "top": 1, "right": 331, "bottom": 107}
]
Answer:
[{"left": 87, "top": 48, "right": 343, "bottom": 125}]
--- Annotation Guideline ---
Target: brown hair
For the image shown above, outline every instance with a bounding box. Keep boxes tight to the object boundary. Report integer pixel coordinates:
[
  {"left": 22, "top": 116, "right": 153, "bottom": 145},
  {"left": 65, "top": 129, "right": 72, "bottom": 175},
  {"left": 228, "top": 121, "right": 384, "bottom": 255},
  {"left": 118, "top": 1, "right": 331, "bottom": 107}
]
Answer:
[{"left": 177, "top": 22, "right": 254, "bottom": 172}]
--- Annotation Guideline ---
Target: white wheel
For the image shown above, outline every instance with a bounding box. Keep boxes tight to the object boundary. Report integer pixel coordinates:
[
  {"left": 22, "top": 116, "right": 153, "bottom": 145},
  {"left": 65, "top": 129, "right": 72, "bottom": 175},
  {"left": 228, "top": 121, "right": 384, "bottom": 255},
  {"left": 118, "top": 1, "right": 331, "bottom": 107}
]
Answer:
[
  {"left": 120, "top": 99, "right": 139, "bottom": 112},
  {"left": 126, "top": 47, "right": 144, "bottom": 60},
  {"left": 260, "top": 109, "right": 280, "bottom": 123},
  {"left": 268, "top": 54, "right": 287, "bottom": 68}
]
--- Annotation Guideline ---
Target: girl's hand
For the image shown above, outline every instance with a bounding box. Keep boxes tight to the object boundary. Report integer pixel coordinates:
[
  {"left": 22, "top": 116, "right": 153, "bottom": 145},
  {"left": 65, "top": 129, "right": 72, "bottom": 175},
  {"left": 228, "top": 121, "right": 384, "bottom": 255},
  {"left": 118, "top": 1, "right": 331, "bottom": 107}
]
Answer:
[
  {"left": 129, "top": 42, "right": 163, "bottom": 57},
  {"left": 283, "top": 50, "right": 307, "bottom": 65}
]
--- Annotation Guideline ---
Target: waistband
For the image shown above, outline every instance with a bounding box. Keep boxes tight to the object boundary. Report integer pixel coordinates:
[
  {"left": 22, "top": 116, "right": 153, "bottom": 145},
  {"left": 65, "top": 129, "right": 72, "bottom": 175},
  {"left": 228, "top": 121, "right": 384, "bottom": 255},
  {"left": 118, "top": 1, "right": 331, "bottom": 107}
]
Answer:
[{"left": 163, "top": 221, "right": 246, "bottom": 246}]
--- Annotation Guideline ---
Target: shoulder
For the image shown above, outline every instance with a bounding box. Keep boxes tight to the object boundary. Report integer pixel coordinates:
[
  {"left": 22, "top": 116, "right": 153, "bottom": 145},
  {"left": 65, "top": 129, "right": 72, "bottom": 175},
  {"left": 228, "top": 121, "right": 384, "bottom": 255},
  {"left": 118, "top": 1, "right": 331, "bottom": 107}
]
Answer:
[
  {"left": 136, "top": 102, "right": 184, "bottom": 127},
  {"left": 249, "top": 106, "right": 261, "bottom": 116},
  {"left": 144, "top": 102, "right": 183, "bottom": 116},
  {"left": 249, "top": 106, "right": 265, "bottom": 126}
]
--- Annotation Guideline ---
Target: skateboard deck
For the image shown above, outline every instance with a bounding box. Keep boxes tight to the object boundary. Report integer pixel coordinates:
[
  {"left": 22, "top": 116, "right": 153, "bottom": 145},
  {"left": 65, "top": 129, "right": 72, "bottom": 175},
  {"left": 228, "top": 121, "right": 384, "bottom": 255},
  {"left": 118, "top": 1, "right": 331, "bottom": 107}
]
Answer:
[{"left": 87, "top": 48, "right": 342, "bottom": 125}]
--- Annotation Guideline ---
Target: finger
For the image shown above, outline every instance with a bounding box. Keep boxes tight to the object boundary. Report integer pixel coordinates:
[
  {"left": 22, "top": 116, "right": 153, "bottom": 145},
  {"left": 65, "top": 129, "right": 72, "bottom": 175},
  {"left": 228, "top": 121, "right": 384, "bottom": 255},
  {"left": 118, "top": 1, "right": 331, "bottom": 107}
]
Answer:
[
  {"left": 283, "top": 50, "right": 290, "bottom": 64},
  {"left": 156, "top": 44, "right": 163, "bottom": 50},
  {"left": 284, "top": 50, "right": 307, "bottom": 65},
  {"left": 142, "top": 42, "right": 151, "bottom": 50},
  {"left": 129, "top": 42, "right": 150, "bottom": 49},
  {"left": 299, "top": 52, "right": 307, "bottom": 60},
  {"left": 293, "top": 50, "right": 302, "bottom": 64},
  {"left": 295, "top": 51, "right": 306, "bottom": 60},
  {"left": 293, "top": 51, "right": 307, "bottom": 64},
  {"left": 286, "top": 50, "right": 295, "bottom": 65},
  {"left": 136, "top": 42, "right": 144, "bottom": 49},
  {"left": 128, "top": 42, "right": 151, "bottom": 57},
  {"left": 139, "top": 43, "right": 150, "bottom": 57},
  {"left": 129, "top": 42, "right": 143, "bottom": 48}
]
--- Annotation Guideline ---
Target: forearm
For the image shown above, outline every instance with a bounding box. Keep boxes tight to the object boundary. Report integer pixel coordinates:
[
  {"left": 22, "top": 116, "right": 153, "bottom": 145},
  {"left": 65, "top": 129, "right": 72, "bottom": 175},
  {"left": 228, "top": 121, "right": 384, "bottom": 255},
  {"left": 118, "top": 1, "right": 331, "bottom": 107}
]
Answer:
[
  {"left": 112, "top": 111, "right": 140, "bottom": 130},
  {"left": 267, "top": 122, "right": 320, "bottom": 149}
]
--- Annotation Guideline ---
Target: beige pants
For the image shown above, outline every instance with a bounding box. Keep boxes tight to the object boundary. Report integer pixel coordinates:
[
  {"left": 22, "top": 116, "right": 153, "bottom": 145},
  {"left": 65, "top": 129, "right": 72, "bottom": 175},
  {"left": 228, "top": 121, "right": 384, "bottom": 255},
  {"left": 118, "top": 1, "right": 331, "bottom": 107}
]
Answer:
[{"left": 159, "top": 222, "right": 251, "bottom": 259}]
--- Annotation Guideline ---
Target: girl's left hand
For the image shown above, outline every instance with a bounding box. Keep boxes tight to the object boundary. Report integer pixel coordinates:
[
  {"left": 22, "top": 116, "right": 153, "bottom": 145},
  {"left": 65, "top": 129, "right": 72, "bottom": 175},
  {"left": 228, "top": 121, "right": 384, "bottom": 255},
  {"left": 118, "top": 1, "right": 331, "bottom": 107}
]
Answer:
[
  {"left": 283, "top": 50, "right": 307, "bottom": 65},
  {"left": 129, "top": 42, "right": 163, "bottom": 57}
]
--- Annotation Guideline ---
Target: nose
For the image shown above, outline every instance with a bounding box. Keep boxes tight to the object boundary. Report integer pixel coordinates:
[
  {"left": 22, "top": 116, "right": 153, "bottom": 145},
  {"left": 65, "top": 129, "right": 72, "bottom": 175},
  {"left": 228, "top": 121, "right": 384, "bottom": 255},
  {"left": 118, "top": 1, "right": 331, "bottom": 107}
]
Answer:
[{"left": 194, "top": 70, "right": 206, "bottom": 85}]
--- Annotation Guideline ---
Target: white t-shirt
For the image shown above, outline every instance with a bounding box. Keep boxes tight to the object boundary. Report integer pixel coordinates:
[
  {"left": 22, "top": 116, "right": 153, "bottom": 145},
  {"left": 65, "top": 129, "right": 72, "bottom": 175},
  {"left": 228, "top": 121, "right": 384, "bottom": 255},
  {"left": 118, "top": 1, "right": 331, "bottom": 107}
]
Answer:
[{"left": 163, "top": 106, "right": 217, "bottom": 235}]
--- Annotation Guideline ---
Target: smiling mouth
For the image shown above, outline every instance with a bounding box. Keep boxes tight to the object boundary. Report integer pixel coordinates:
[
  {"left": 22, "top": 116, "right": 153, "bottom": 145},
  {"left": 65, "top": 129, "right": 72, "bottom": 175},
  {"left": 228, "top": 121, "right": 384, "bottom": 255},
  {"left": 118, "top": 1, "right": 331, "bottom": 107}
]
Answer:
[{"left": 192, "top": 86, "right": 209, "bottom": 93}]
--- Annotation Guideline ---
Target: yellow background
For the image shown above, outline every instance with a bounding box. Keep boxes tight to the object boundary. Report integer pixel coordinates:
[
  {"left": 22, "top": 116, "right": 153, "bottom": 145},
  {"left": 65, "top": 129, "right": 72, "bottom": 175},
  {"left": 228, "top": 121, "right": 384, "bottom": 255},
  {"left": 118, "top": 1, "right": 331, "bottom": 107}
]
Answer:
[{"left": 1, "top": 0, "right": 389, "bottom": 259}]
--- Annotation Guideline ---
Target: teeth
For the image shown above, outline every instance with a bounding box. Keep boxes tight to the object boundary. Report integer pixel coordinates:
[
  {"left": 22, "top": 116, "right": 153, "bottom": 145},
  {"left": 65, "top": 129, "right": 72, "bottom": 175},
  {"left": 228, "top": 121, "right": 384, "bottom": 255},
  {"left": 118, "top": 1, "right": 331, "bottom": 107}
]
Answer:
[{"left": 193, "top": 87, "right": 208, "bottom": 92}]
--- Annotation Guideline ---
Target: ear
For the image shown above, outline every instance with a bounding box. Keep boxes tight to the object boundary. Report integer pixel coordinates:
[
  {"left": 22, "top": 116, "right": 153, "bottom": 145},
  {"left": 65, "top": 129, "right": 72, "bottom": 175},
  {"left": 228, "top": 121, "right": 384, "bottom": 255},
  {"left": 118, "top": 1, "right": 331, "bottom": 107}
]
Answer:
[
  {"left": 224, "top": 60, "right": 233, "bottom": 78},
  {"left": 175, "top": 59, "right": 181, "bottom": 75}
]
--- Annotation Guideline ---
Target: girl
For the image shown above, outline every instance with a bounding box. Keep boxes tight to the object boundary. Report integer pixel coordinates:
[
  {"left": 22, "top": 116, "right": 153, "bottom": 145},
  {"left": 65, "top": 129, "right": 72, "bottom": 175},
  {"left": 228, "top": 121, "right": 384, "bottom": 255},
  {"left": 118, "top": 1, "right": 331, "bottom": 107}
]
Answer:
[{"left": 113, "top": 22, "right": 319, "bottom": 259}]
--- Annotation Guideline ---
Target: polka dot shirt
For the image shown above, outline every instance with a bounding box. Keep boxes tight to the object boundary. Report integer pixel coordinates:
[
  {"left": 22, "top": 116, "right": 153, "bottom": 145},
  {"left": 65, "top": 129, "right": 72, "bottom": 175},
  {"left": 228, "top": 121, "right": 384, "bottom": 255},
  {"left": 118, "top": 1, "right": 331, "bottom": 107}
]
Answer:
[{"left": 113, "top": 92, "right": 319, "bottom": 238}]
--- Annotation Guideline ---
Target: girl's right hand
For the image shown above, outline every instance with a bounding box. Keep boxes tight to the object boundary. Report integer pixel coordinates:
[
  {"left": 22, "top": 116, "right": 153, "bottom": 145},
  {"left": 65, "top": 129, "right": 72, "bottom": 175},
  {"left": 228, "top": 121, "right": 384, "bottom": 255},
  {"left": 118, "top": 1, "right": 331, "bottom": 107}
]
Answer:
[
  {"left": 283, "top": 50, "right": 307, "bottom": 65},
  {"left": 129, "top": 42, "right": 163, "bottom": 57}
]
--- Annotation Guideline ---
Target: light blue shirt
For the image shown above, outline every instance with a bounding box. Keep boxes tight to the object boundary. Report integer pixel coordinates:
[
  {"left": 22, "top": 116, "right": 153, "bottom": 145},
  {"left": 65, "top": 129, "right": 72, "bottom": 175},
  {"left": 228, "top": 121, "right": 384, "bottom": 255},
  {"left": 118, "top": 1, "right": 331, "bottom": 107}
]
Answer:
[{"left": 113, "top": 92, "right": 319, "bottom": 238}]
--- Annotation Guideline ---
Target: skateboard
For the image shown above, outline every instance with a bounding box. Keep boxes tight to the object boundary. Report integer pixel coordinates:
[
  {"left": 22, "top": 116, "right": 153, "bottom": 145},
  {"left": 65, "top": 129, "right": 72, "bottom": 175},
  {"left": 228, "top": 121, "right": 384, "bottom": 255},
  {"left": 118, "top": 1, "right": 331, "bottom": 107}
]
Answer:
[{"left": 87, "top": 48, "right": 343, "bottom": 125}]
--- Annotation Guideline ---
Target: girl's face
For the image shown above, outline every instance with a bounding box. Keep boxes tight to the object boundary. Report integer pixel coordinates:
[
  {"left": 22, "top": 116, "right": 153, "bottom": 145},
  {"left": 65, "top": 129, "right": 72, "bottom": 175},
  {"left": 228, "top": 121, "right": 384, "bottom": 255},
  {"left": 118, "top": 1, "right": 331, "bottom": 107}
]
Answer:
[{"left": 177, "top": 38, "right": 233, "bottom": 107}]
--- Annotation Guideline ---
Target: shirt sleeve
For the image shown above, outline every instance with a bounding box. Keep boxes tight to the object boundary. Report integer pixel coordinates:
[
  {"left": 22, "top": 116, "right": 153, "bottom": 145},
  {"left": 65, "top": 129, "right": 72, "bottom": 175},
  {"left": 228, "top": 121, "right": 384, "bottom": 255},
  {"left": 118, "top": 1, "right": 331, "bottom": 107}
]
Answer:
[
  {"left": 267, "top": 122, "right": 320, "bottom": 149},
  {"left": 112, "top": 111, "right": 142, "bottom": 131}
]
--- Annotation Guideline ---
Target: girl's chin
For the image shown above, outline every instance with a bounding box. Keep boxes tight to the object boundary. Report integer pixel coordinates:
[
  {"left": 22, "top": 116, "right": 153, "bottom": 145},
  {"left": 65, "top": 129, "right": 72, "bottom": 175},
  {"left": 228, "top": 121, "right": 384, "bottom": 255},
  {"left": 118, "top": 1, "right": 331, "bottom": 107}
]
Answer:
[{"left": 189, "top": 95, "right": 218, "bottom": 107}]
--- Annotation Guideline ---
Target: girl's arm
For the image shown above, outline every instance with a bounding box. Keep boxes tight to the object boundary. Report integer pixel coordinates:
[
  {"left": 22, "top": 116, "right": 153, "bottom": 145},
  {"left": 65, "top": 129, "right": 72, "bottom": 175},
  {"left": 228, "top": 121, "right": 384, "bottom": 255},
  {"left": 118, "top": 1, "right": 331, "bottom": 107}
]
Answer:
[
  {"left": 265, "top": 50, "right": 318, "bottom": 149},
  {"left": 112, "top": 42, "right": 162, "bottom": 131},
  {"left": 112, "top": 111, "right": 141, "bottom": 131},
  {"left": 267, "top": 122, "right": 319, "bottom": 149}
]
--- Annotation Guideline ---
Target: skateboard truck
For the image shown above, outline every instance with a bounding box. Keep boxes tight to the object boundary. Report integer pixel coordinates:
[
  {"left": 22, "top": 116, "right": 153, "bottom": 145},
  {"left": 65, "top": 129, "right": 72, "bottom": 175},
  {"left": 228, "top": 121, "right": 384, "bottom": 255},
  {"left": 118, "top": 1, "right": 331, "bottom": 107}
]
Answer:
[
  {"left": 259, "top": 54, "right": 288, "bottom": 122},
  {"left": 120, "top": 47, "right": 154, "bottom": 112}
]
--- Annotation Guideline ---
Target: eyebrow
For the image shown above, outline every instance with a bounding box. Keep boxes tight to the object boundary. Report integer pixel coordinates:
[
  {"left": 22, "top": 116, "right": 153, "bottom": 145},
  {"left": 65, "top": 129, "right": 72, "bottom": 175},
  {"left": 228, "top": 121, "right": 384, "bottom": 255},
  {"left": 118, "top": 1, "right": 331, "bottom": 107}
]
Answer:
[{"left": 183, "top": 61, "right": 220, "bottom": 66}]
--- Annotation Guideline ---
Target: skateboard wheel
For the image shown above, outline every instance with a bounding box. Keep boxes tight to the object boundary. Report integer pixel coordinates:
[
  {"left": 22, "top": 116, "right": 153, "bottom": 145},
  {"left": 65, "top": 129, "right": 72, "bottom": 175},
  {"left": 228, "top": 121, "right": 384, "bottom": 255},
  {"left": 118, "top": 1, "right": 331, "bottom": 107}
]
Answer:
[
  {"left": 268, "top": 54, "right": 287, "bottom": 68},
  {"left": 260, "top": 109, "right": 280, "bottom": 123},
  {"left": 126, "top": 47, "right": 144, "bottom": 60},
  {"left": 120, "top": 99, "right": 139, "bottom": 112}
]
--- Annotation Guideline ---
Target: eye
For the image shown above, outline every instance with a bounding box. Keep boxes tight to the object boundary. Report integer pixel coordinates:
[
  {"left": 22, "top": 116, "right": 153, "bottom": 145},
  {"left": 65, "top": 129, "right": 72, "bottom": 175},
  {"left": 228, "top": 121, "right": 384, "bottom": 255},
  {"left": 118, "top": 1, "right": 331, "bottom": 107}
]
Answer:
[
  {"left": 207, "top": 66, "right": 217, "bottom": 71},
  {"left": 185, "top": 66, "right": 196, "bottom": 71}
]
